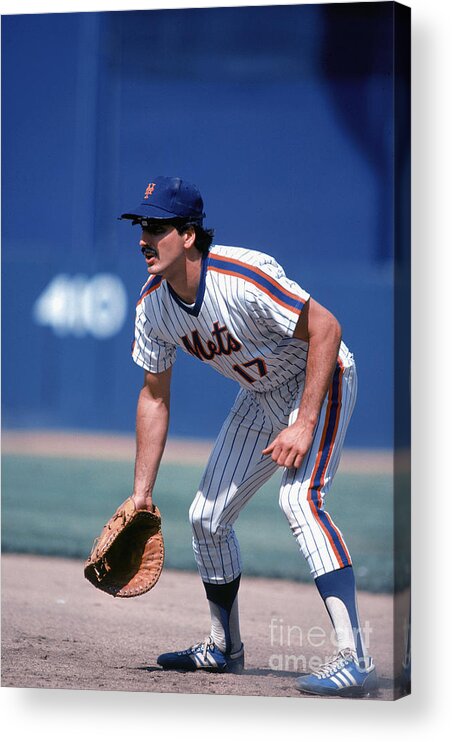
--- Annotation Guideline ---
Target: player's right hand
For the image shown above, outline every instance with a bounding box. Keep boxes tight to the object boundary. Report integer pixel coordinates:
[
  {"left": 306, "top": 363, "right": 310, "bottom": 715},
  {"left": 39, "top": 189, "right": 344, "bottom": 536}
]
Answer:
[{"left": 262, "top": 421, "right": 315, "bottom": 470}]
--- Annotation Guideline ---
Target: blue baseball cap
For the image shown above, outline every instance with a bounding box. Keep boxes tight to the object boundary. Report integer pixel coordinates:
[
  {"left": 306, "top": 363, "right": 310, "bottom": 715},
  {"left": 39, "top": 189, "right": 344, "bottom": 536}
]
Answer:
[{"left": 120, "top": 176, "right": 205, "bottom": 223}]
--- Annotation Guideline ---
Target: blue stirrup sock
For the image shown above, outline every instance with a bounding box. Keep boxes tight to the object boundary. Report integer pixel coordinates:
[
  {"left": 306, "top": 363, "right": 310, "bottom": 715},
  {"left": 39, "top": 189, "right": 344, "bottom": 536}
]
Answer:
[
  {"left": 315, "top": 566, "right": 368, "bottom": 663},
  {"left": 203, "top": 575, "right": 242, "bottom": 654}
]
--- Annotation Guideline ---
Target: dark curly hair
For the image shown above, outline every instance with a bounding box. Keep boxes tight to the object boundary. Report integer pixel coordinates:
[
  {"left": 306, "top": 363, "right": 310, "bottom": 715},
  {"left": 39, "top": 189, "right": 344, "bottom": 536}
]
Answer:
[{"left": 173, "top": 219, "right": 215, "bottom": 256}]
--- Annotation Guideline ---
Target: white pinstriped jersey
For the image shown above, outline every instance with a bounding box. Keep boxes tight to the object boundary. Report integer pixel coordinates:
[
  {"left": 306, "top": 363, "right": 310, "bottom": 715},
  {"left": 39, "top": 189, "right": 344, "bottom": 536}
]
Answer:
[
  {"left": 133, "top": 243, "right": 357, "bottom": 585},
  {"left": 132, "top": 244, "right": 348, "bottom": 392}
]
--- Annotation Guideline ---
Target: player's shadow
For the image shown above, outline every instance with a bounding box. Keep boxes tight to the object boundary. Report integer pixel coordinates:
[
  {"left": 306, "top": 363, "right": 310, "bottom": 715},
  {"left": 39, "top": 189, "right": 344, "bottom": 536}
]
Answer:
[
  {"left": 138, "top": 664, "right": 300, "bottom": 678},
  {"left": 137, "top": 665, "right": 392, "bottom": 698},
  {"left": 239, "top": 668, "right": 300, "bottom": 678}
]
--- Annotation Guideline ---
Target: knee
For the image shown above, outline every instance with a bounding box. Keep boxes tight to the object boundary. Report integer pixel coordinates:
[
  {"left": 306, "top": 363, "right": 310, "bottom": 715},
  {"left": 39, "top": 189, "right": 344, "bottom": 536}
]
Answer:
[
  {"left": 189, "top": 497, "right": 214, "bottom": 537},
  {"left": 189, "top": 498, "right": 202, "bottom": 531},
  {"left": 189, "top": 497, "right": 231, "bottom": 540},
  {"left": 278, "top": 487, "right": 292, "bottom": 517},
  {"left": 279, "top": 486, "right": 310, "bottom": 523}
]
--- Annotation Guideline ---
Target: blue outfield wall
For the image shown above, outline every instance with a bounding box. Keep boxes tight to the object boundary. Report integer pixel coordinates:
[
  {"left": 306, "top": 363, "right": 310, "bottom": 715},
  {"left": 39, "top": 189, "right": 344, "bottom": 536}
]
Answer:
[{"left": 2, "top": 5, "right": 406, "bottom": 448}]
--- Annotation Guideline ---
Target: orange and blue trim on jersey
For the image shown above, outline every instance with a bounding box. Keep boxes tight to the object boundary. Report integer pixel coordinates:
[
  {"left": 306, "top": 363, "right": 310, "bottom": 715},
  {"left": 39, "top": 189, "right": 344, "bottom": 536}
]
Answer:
[
  {"left": 307, "top": 358, "right": 352, "bottom": 569},
  {"left": 137, "top": 275, "right": 163, "bottom": 305},
  {"left": 132, "top": 275, "right": 163, "bottom": 357},
  {"left": 207, "top": 254, "right": 306, "bottom": 315}
]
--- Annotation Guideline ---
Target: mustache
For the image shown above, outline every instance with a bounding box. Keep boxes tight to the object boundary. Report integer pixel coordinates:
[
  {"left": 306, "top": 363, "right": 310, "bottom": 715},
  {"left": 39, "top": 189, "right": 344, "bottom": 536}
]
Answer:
[{"left": 141, "top": 246, "right": 159, "bottom": 258}]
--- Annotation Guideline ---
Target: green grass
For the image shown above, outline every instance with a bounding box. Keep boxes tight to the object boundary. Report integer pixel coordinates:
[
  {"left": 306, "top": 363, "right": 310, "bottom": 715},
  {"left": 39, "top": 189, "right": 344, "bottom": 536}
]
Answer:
[{"left": 1, "top": 454, "right": 409, "bottom": 592}]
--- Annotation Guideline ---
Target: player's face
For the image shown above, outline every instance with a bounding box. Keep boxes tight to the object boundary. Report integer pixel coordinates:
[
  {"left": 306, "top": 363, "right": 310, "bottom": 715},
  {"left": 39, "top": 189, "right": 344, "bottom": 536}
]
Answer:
[{"left": 139, "top": 223, "right": 190, "bottom": 279}]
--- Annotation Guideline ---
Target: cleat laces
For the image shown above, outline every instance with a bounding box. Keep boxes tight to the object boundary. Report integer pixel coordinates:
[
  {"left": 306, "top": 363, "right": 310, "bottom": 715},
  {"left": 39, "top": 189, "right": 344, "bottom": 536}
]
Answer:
[
  {"left": 312, "top": 649, "right": 355, "bottom": 679},
  {"left": 201, "top": 636, "right": 216, "bottom": 661}
]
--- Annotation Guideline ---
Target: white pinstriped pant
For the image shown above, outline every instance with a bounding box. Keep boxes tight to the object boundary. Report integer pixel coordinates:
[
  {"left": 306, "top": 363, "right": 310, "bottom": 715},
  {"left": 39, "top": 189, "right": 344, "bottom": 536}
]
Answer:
[{"left": 189, "top": 353, "right": 357, "bottom": 584}]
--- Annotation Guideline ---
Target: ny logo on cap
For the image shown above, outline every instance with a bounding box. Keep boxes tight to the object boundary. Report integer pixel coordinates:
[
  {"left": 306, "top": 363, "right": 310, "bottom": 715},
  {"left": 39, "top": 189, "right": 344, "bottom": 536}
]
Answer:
[{"left": 144, "top": 183, "right": 156, "bottom": 199}]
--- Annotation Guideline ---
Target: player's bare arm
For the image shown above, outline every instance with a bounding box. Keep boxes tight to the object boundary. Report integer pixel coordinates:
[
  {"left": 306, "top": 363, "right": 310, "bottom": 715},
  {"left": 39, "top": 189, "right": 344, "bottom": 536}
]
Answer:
[
  {"left": 132, "top": 367, "right": 172, "bottom": 510},
  {"left": 262, "top": 298, "right": 342, "bottom": 469}
]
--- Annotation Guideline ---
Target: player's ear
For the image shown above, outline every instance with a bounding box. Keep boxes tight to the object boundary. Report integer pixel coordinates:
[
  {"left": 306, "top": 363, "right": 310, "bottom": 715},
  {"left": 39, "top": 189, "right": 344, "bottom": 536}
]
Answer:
[{"left": 183, "top": 225, "right": 196, "bottom": 249}]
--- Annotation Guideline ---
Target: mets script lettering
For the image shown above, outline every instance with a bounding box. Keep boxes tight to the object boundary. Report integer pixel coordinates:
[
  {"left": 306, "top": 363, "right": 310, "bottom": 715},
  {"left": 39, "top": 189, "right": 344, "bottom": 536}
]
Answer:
[{"left": 181, "top": 322, "right": 242, "bottom": 361}]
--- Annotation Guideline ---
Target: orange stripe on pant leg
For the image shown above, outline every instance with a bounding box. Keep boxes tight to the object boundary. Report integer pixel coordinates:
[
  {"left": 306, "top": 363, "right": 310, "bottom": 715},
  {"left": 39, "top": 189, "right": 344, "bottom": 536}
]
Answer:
[
  {"left": 315, "top": 360, "right": 351, "bottom": 563},
  {"left": 318, "top": 358, "right": 344, "bottom": 486},
  {"left": 318, "top": 360, "right": 352, "bottom": 563},
  {"left": 307, "top": 361, "right": 349, "bottom": 568}
]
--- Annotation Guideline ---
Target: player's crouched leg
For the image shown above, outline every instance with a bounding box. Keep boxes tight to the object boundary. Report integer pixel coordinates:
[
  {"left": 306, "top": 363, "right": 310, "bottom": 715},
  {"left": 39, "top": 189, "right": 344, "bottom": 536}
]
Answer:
[
  {"left": 188, "top": 494, "right": 242, "bottom": 584},
  {"left": 278, "top": 485, "right": 377, "bottom": 696},
  {"left": 156, "top": 501, "right": 245, "bottom": 673}
]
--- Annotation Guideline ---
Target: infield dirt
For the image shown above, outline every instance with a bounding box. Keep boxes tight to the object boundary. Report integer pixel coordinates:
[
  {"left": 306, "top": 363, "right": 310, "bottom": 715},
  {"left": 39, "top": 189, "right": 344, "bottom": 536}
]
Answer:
[{"left": 1, "top": 553, "right": 408, "bottom": 701}]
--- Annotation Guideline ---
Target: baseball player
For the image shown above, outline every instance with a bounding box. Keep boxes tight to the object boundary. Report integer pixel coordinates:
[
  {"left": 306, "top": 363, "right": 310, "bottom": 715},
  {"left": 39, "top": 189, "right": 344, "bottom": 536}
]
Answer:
[{"left": 120, "top": 176, "right": 377, "bottom": 697}]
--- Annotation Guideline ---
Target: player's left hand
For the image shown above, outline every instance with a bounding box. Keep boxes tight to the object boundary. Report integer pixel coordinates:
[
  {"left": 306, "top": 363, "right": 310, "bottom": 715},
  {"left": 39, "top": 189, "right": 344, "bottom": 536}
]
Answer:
[{"left": 262, "top": 422, "right": 315, "bottom": 469}]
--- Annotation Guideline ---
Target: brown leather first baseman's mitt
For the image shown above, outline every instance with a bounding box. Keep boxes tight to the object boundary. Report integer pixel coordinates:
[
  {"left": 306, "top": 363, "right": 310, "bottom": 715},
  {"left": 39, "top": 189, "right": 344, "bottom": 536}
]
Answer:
[{"left": 84, "top": 497, "right": 164, "bottom": 597}]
